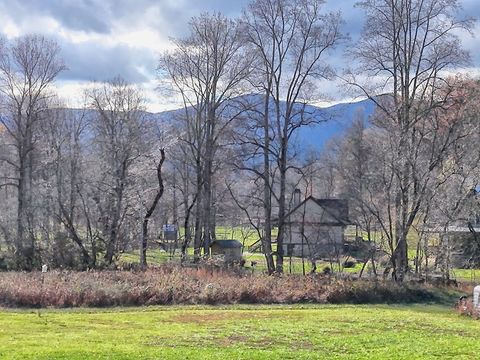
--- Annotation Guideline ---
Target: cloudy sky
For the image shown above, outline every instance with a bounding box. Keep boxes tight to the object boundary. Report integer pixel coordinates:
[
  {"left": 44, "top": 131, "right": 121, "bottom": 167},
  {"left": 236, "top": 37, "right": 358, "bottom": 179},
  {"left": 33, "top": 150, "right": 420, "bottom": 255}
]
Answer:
[{"left": 1, "top": 0, "right": 479, "bottom": 112}]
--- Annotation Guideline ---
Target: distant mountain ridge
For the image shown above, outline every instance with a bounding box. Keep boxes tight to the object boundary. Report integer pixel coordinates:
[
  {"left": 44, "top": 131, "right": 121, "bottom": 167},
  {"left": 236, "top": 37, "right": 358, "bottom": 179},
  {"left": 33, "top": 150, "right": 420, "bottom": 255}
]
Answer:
[
  {"left": 153, "top": 95, "right": 376, "bottom": 152},
  {"left": 15, "top": 96, "right": 374, "bottom": 152},
  {"left": 295, "top": 99, "right": 375, "bottom": 151}
]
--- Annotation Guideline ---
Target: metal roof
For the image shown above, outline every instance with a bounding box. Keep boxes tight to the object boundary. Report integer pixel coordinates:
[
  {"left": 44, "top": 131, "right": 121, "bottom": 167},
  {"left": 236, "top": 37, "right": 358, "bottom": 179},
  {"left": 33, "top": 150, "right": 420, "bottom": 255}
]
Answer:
[{"left": 283, "top": 196, "right": 351, "bottom": 225}]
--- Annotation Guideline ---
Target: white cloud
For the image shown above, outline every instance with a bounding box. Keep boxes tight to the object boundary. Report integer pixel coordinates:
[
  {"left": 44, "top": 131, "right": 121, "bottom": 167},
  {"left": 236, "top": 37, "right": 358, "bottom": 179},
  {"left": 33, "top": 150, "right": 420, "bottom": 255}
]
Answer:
[{"left": 1, "top": 0, "right": 479, "bottom": 112}]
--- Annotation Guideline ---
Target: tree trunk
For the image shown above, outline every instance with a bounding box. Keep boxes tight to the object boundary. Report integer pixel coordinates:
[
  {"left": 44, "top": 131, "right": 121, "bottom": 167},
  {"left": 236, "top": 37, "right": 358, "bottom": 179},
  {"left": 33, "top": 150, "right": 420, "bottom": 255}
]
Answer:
[
  {"left": 275, "top": 133, "right": 288, "bottom": 273},
  {"left": 140, "top": 149, "right": 165, "bottom": 269},
  {"left": 262, "top": 92, "right": 275, "bottom": 274}
]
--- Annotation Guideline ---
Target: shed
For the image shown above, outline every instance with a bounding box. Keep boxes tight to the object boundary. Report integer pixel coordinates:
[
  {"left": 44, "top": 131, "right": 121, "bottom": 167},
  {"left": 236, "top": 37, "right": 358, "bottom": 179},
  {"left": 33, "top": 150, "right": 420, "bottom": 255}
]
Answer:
[
  {"left": 283, "top": 196, "right": 350, "bottom": 260},
  {"left": 210, "top": 240, "right": 243, "bottom": 263},
  {"left": 162, "top": 224, "right": 178, "bottom": 241}
]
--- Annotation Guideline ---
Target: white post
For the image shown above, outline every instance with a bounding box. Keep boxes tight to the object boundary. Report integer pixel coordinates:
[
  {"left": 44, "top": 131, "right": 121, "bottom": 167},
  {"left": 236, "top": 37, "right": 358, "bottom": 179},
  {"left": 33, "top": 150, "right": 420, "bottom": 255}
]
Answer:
[{"left": 474, "top": 285, "right": 480, "bottom": 309}]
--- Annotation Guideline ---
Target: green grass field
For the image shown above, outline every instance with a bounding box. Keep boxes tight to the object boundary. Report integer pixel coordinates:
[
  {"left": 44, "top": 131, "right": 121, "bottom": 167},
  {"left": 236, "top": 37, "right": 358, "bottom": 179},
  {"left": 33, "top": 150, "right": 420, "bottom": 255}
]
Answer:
[
  {"left": 450, "top": 268, "right": 480, "bottom": 283},
  {"left": 0, "top": 304, "right": 478, "bottom": 359},
  {"left": 119, "top": 224, "right": 476, "bottom": 280},
  {"left": 119, "top": 248, "right": 365, "bottom": 275},
  {"left": 119, "top": 247, "right": 478, "bottom": 281}
]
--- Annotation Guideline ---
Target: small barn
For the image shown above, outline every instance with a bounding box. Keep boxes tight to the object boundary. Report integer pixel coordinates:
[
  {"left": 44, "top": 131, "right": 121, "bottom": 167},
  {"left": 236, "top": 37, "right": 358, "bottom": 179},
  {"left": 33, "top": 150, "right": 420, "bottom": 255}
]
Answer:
[
  {"left": 282, "top": 195, "right": 350, "bottom": 260},
  {"left": 210, "top": 240, "right": 243, "bottom": 263}
]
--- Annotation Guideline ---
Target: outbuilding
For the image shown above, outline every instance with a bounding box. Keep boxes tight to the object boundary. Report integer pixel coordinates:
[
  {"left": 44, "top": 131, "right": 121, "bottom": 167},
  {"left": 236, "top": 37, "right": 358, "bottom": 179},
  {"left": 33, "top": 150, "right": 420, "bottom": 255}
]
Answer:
[{"left": 210, "top": 239, "right": 243, "bottom": 263}]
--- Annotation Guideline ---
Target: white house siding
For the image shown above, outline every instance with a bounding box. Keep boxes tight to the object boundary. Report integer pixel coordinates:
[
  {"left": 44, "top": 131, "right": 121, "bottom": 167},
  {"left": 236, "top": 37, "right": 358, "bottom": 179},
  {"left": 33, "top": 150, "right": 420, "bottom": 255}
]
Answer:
[{"left": 282, "top": 198, "right": 346, "bottom": 259}]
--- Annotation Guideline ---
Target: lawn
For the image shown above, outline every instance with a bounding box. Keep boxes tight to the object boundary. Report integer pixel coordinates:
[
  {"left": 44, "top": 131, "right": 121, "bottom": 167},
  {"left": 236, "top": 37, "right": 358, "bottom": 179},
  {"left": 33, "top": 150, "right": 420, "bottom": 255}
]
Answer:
[
  {"left": 119, "top": 248, "right": 364, "bottom": 275},
  {"left": 118, "top": 227, "right": 477, "bottom": 282},
  {"left": 0, "top": 304, "right": 479, "bottom": 359},
  {"left": 119, "top": 247, "right": 479, "bottom": 281},
  {"left": 450, "top": 268, "right": 480, "bottom": 283}
]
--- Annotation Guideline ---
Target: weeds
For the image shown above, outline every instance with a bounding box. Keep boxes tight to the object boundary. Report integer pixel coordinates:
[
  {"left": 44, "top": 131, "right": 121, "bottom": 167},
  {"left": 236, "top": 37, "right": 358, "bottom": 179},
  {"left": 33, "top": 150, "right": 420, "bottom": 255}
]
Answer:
[
  {"left": 455, "top": 297, "right": 480, "bottom": 319},
  {"left": 0, "top": 264, "right": 449, "bottom": 308}
]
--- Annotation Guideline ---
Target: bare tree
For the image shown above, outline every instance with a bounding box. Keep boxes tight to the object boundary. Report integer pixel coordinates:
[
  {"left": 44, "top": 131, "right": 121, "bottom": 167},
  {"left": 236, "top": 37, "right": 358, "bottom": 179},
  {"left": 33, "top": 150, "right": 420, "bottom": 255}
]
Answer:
[
  {"left": 167, "top": 142, "right": 197, "bottom": 257},
  {"left": 346, "top": 0, "right": 475, "bottom": 281},
  {"left": 42, "top": 105, "right": 96, "bottom": 268},
  {"left": 140, "top": 148, "right": 166, "bottom": 268},
  {"left": 330, "top": 116, "right": 380, "bottom": 275},
  {"left": 159, "top": 13, "right": 251, "bottom": 257},
  {"left": 425, "top": 80, "right": 480, "bottom": 277},
  {"left": 242, "top": 0, "right": 344, "bottom": 272},
  {"left": 88, "top": 78, "right": 146, "bottom": 265},
  {"left": 0, "top": 35, "right": 66, "bottom": 269}
]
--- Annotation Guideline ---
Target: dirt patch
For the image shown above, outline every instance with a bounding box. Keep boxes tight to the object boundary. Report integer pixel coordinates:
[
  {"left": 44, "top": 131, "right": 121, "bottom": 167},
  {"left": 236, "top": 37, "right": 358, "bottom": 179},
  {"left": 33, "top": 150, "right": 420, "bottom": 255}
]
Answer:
[
  {"left": 215, "top": 334, "right": 315, "bottom": 350},
  {"left": 169, "top": 311, "right": 269, "bottom": 324},
  {"left": 217, "top": 334, "right": 250, "bottom": 346}
]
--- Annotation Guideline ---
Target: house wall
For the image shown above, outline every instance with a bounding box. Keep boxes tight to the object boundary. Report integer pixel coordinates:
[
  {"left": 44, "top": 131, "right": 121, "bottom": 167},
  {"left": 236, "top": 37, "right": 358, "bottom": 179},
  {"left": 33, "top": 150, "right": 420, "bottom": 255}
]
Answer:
[
  {"left": 283, "top": 224, "right": 344, "bottom": 259},
  {"left": 283, "top": 198, "right": 345, "bottom": 259}
]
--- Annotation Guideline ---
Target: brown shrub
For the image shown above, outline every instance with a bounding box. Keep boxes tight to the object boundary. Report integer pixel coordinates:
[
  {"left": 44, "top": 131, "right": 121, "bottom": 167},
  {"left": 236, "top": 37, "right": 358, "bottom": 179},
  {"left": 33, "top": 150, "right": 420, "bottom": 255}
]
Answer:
[
  {"left": 0, "top": 265, "right": 449, "bottom": 308},
  {"left": 455, "top": 298, "right": 480, "bottom": 319}
]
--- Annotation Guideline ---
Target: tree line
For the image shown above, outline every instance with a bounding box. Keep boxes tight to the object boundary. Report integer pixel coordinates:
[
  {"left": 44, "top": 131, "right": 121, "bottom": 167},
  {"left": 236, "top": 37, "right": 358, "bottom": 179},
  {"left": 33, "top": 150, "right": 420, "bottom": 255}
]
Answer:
[{"left": 0, "top": 0, "right": 478, "bottom": 281}]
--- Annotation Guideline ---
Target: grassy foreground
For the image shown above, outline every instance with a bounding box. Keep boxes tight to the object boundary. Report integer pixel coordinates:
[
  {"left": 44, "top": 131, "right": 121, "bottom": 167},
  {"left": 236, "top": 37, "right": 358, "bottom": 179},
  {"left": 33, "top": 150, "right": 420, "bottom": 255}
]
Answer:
[{"left": 0, "top": 305, "right": 479, "bottom": 359}]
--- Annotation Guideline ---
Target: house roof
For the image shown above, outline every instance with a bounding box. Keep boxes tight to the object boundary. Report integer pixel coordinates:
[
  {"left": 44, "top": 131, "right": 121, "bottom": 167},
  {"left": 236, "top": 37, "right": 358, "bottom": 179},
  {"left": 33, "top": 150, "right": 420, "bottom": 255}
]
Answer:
[
  {"left": 284, "top": 196, "right": 350, "bottom": 225},
  {"left": 210, "top": 239, "right": 243, "bottom": 248}
]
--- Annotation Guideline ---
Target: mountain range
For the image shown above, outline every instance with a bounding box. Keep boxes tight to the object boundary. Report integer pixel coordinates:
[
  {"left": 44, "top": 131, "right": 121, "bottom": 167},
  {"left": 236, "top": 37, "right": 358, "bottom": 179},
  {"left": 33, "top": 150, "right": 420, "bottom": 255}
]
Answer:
[{"left": 152, "top": 96, "right": 376, "bottom": 152}]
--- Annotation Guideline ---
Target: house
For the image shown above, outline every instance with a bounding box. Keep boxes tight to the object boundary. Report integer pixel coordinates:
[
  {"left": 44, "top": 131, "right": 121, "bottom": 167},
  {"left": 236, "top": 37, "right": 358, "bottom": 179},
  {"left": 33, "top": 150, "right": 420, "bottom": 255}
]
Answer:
[
  {"left": 210, "top": 239, "right": 243, "bottom": 263},
  {"left": 438, "top": 224, "right": 480, "bottom": 268},
  {"left": 282, "top": 193, "right": 350, "bottom": 260},
  {"left": 420, "top": 189, "right": 480, "bottom": 268}
]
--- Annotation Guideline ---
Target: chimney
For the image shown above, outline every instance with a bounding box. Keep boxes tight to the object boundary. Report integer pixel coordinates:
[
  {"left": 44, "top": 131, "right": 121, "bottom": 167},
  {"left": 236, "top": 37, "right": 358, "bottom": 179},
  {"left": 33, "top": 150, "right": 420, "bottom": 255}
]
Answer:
[{"left": 293, "top": 188, "right": 302, "bottom": 207}]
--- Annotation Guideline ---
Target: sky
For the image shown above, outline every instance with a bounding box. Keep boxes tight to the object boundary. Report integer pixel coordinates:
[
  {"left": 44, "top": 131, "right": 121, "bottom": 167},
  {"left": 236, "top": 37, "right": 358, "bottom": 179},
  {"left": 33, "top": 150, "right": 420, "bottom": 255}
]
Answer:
[{"left": 0, "top": 0, "right": 479, "bottom": 112}]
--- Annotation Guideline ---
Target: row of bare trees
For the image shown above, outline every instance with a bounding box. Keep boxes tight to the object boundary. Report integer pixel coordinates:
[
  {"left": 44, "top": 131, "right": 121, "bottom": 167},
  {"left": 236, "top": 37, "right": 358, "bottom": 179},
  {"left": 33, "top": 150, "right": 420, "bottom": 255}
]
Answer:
[
  {"left": 159, "top": 0, "right": 478, "bottom": 280},
  {"left": 159, "top": 0, "right": 345, "bottom": 274},
  {"left": 342, "top": 0, "right": 477, "bottom": 280},
  {"left": 0, "top": 34, "right": 168, "bottom": 269},
  {"left": 0, "top": 35, "right": 67, "bottom": 270},
  {"left": 328, "top": 81, "right": 480, "bottom": 279},
  {"left": 0, "top": 0, "right": 478, "bottom": 279}
]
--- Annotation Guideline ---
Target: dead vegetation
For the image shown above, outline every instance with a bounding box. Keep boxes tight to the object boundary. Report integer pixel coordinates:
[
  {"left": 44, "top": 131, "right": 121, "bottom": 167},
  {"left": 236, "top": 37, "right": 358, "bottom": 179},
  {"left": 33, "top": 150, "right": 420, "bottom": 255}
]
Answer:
[
  {"left": 455, "top": 297, "right": 480, "bottom": 319},
  {"left": 0, "top": 264, "right": 453, "bottom": 308}
]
